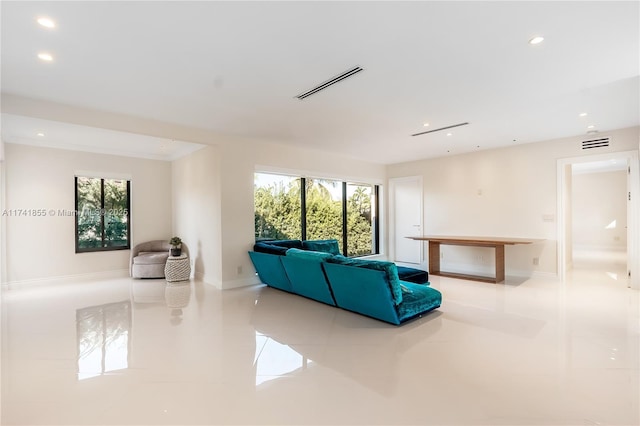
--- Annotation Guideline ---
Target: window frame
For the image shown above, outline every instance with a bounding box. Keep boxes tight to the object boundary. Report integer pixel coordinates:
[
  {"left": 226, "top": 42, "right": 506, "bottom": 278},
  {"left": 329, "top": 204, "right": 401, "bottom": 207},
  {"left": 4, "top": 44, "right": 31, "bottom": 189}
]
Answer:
[
  {"left": 75, "top": 176, "right": 131, "bottom": 253},
  {"left": 254, "top": 172, "right": 380, "bottom": 257}
]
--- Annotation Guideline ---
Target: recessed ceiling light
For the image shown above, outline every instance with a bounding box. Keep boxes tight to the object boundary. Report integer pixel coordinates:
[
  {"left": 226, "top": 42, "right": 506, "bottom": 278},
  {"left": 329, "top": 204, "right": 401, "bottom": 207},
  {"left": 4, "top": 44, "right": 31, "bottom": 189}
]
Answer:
[
  {"left": 446, "top": 133, "right": 452, "bottom": 137},
  {"left": 37, "top": 17, "right": 56, "bottom": 28},
  {"left": 579, "top": 112, "right": 588, "bottom": 117},
  {"left": 423, "top": 123, "right": 430, "bottom": 127},
  {"left": 37, "top": 52, "right": 53, "bottom": 62},
  {"left": 587, "top": 125, "right": 595, "bottom": 129},
  {"left": 37, "top": 132, "right": 45, "bottom": 137},
  {"left": 529, "top": 36, "right": 544, "bottom": 45}
]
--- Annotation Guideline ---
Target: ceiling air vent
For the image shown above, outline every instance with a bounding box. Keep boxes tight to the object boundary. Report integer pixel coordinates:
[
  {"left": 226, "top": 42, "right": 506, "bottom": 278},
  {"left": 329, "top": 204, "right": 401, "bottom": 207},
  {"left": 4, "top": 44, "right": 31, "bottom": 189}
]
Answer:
[
  {"left": 581, "top": 137, "right": 610, "bottom": 150},
  {"left": 295, "top": 66, "right": 363, "bottom": 100},
  {"left": 411, "top": 122, "right": 469, "bottom": 137}
]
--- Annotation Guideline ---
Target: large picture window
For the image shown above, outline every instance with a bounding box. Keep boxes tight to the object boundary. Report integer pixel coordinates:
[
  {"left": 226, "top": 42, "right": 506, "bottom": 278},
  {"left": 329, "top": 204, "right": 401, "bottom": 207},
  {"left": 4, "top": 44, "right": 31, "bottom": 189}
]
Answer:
[
  {"left": 254, "top": 172, "right": 379, "bottom": 257},
  {"left": 305, "top": 178, "right": 343, "bottom": 246},
  {"left": 254, "top": 174, "right": 302, "bottom": 241},
  {"left": 75, "top": 176, "right": 131, "bottom": 252}
]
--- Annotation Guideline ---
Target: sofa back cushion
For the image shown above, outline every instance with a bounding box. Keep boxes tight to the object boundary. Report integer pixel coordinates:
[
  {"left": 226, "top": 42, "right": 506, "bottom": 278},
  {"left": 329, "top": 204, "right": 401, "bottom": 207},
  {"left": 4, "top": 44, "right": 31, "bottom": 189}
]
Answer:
[
  {"left": 269, "top": 239, "right": 304, "bottom": 248},
  {"left": 326, "top": 256, "right": 403, "bottom": 305},
  {"left": 254, "top": 242, "right": 288, "bottom": 255},
  {"left": 302, "top": 239, "right": 341, "bottom": 255},
  {"left": 253, "top": 239, "right": 303, "bottom": 255},
  {"left": 286, "top": 248, "right": 334, "bottom": 262},
  {"left": 248, "top": 251, "right": 293, "bottom": 292}
]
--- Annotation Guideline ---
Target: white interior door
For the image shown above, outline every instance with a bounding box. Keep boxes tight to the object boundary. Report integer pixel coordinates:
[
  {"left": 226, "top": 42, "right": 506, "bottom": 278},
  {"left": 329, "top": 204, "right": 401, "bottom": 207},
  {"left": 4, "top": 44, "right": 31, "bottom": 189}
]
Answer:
[{"left": 391, "top": 177, "right": 422, "bottom": 264}]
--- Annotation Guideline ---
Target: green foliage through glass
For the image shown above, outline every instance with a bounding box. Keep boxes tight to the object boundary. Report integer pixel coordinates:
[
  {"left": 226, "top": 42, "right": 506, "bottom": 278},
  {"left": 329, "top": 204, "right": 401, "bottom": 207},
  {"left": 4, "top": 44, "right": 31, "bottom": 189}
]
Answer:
[
  {"left": 254, "top": 174, "right": 302, "bottom": 240},
  {"left": 76, "top": 177, "right": 130, "bottom": 252},
  {"left": 254, "top": 173, "right": 377, "bottom": 257}
]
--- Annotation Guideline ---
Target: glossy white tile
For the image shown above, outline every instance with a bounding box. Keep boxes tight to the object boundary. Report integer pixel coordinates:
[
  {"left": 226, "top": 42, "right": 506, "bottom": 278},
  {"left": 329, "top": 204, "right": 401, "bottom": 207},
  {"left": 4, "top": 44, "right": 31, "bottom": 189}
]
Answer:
[{"left": 2, "top": 264, "right": 638, "bottom": 425}]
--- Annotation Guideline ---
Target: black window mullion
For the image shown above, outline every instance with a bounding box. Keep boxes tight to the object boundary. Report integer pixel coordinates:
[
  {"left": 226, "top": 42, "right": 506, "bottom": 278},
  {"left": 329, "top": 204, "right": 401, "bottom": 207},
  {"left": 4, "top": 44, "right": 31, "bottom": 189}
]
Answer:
[
  {"left": 74, "top": 176, "right": 79, "bottom": 253},
  {"left": 126, "top": 180, "right": 131, "bottom": 249},
  {"left": 300, "top": 177, "right": 307, "bottom": 240},
  {"left": 374, "top": 185, "right": 380, "bottom": 254},
  {"left": 341, "top": 182, "right": 348, "bottom": 256},
  {"left": 100, "top": 179, "right": 106, "bottom": 247}
]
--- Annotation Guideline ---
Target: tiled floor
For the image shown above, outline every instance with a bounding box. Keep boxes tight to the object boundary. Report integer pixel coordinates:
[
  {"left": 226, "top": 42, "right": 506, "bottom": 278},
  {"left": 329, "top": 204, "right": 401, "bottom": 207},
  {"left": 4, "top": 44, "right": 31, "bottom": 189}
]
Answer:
[{"left": 2, "top": 262, "right": 638, "bottom": 425}]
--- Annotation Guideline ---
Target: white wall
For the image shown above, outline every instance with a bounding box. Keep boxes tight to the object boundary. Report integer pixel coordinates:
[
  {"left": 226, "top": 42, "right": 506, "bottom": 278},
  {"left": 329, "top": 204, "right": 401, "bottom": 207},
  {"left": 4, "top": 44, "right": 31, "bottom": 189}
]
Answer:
[
  {"left": 386, "top": 126, "right": 639, "bottom": 278},
  {"left": 3, "top": 143, "right": 172, "bottom": 283},
  {"left": 572, "top": 170, "right": 627, "bottom": 249},
  {"left": 172, "top": 146, "right": 222, "bottom": 286}
]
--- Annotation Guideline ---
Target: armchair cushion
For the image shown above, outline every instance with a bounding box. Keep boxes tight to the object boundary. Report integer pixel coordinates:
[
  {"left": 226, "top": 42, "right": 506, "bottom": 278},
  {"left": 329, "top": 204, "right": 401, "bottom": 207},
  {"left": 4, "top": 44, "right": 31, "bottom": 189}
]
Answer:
[{"left": 133, "top": 252, "right": 170, "bottom": 265}]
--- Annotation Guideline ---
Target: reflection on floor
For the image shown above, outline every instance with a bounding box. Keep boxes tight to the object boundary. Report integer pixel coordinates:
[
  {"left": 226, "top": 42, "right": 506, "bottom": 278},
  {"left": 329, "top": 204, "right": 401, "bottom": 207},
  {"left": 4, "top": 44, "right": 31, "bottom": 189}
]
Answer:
[
  {"left": 573, "top": 246, "right": 627, "bottom": 269},
  {"left": 2, "top": 263, "right": 638, "bottom": 425}
]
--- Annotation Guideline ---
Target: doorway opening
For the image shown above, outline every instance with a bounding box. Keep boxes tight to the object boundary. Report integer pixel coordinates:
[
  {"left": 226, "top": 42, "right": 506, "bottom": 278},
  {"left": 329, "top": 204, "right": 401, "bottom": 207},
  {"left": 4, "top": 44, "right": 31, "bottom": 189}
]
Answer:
[
  {"left": 571, "top": 159, "right": 628, "bottom": 277},
  {"left": 557, "top": 150, "right": 639, "bottom": 289}
]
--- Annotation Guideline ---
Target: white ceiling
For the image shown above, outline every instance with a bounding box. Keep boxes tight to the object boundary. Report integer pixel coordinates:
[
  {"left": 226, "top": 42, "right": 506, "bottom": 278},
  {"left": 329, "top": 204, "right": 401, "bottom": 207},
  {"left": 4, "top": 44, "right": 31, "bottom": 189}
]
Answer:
[{"left": 1, "top": 1, "right": 638, "bottom": 164}]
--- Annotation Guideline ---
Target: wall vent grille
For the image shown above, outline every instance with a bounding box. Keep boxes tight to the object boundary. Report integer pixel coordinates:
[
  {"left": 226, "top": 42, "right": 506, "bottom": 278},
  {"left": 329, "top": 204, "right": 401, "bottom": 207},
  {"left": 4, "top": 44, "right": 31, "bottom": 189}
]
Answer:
[{"left": 581, "top": 137, "right": 610, "bottom": 150}]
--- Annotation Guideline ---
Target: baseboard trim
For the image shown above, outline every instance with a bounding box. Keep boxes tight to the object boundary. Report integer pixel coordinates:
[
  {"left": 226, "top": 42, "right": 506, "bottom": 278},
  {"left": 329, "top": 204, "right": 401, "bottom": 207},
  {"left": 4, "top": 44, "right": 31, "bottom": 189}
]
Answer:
[
  {"left": 193, "top": 270, "right": 220, "bottom": 288},
  {"left": 532, "top": 270, "right": 560, "bottom": 280},
  {"left": 2, "top": 269, "right": 130, "bottom": 290},
  {"left": 192, "top": 271, "right": 260, "bottom": 290},
  {"left": 221, "top": 275, "right": 261, "bottom": 290}
]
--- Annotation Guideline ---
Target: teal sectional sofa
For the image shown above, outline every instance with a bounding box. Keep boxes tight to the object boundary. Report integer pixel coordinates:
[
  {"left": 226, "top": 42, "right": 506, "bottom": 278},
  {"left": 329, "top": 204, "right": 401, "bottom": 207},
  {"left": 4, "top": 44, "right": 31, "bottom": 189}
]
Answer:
[{"left": 248, "top": 239, "right": 441, "bottom": 325}]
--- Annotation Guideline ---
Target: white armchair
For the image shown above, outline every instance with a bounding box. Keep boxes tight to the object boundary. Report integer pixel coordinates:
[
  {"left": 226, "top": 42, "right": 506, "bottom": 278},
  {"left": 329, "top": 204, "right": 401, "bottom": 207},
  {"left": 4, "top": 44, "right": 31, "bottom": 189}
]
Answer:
[{"left": 130, "top": 240, "right": 189, "bottom": 279}]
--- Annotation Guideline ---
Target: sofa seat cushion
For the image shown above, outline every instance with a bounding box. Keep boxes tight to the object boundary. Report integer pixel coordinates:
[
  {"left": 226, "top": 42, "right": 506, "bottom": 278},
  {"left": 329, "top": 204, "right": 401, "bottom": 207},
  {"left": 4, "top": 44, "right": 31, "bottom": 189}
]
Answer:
[
  {"left": 133, "top": 251, "right": 170, "bottom": 265},
  {"left": 302, "top": 239, "right": 341, "bottom": 255},
  {"left": 326, "top": 256, "right": 403, "bottom": 305},
  {"left": 396, "top": 282, "right": 442, "bottom": 322},
  {"left": 396, "top": 266, "right": 429, "bottom": 284}
]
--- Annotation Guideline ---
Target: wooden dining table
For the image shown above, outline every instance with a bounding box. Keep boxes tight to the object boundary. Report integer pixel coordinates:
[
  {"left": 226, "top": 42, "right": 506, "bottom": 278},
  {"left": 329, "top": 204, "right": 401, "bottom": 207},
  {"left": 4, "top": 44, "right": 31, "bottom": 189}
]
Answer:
[{"left": 406, "top": 236, "right": 544, "bottom": 283}]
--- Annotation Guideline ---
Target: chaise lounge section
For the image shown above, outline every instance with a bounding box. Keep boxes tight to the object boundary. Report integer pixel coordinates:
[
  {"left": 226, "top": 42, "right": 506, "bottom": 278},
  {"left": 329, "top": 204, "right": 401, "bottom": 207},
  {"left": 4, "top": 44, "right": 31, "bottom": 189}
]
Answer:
[{"left": 248, "top": 239, "right": 441, "bottom": 325}]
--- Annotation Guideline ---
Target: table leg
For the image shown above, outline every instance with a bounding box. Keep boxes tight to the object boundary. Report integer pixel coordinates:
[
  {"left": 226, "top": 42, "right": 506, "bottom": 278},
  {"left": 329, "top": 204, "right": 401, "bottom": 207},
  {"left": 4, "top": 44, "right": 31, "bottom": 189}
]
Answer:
[
  {"left": 429, "top": 241, "right": 441, "bottom": 275},
  {"left": 495, "top": 245, "right": 505, "bottom": 283}
]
